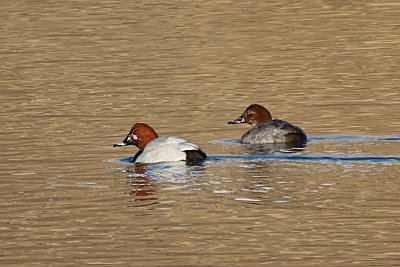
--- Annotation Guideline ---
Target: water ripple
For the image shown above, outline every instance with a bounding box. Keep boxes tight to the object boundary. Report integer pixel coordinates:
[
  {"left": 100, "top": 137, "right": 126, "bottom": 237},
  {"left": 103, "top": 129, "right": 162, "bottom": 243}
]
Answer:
[
  {"left": 208, "top": 154, "right": 400, "bottom": 164},
  {"left": 308, "top": 135, "right": 400, "bottom": 142},
  {"left": 215, "top": 135, "right": 400, "bottom": 144}
]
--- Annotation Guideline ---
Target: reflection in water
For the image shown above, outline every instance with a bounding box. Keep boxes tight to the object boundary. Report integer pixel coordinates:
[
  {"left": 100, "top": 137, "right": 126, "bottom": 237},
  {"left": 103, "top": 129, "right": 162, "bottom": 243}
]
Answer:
[
  {"left": 115, "top": 139, "right": 399, "bottom": 210},
  {"left": 125, "top": 164, "right": 158, "bottom": 207},
  {"left": 212, "top": 138, "right": 307, "bottom": 154},
  {"left": 211, "top": 136, "right": 400, "bottom": 163},
  {"left": 240, "top": 141, "right": 306, "bottom": 155},
  {"left": 121, "top": 161, "right": 207, "bottom": 207}
]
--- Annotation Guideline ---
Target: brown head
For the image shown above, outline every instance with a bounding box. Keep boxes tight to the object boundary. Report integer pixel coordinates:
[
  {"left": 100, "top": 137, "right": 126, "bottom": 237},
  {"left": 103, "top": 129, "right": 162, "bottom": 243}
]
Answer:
[
  {"left": 228, "top": 104, "right": 272, "bottom": 127},
  {"left": 113, "top": 123, "right": 158, "bottom": 150}
]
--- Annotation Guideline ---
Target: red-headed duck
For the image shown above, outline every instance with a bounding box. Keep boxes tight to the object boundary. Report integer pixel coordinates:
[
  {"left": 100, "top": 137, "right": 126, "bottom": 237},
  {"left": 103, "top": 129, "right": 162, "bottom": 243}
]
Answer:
[
  {"left": 228, "top": 104, "right": 307, "bottom": 144},
  {"left": 113, "top": 123, "right": 207, "bottom": 164}
]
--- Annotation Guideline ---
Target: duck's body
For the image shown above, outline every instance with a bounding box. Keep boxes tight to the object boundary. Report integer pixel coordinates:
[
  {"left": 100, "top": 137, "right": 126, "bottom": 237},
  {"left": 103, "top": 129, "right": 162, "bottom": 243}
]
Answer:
[
  {"left": 133, "top": 136, "right": 206, "bottom": 164},
  {"left": 229, "top": 104, "right": 307, "bottom": 145},
  {"left": 114, "top": 123, "right": 206, "bottom": 164},
  {"left": 241, "top": 119, "right": 307, "bottom": 144}
]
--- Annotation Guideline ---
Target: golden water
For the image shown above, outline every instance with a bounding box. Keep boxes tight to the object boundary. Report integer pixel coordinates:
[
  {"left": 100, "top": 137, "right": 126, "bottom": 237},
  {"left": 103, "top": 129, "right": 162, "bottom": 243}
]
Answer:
[{"left": 1, "top": 1, "right": 399, "bottom": 266}]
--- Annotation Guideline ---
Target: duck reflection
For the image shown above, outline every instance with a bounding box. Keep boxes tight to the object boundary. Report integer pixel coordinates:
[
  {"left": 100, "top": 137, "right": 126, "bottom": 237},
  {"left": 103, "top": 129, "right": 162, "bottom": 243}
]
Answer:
[
  {"left": 240, "top": 141, "right": 307, "bottom": 155},
  {"left": 123, "top": 161, "right": 207, "bottom": 207},
  {"left": 125, "top": 163, "right": 158, "bottom": 207}
]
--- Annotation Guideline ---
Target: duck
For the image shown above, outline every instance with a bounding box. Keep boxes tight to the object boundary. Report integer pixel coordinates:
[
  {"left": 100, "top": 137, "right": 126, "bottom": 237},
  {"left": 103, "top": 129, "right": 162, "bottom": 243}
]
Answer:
[
  {"left": 113, "top": 123, "right": 207, "bottom": 164},
  {"left": 228, "top": 104, "right": 307, "bottom": 144}
]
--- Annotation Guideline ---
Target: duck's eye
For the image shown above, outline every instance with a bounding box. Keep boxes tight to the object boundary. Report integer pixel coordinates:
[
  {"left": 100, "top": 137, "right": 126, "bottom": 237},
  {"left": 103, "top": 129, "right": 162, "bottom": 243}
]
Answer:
[{"left": 247, "top": 110, "right": 253, "bottom": 114}]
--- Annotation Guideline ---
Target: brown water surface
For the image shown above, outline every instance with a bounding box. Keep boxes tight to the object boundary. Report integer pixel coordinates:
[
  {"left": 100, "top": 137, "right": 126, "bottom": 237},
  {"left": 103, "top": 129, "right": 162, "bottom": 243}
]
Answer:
[{"left": 1, "top": 1, "right": 399, "bottom": 266}]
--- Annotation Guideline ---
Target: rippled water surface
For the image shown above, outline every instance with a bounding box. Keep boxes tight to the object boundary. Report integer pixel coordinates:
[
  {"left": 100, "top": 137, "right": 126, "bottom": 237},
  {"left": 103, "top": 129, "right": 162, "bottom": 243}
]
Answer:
[{"left": 1, "top": 1, "right": 399, "bottom": 266}]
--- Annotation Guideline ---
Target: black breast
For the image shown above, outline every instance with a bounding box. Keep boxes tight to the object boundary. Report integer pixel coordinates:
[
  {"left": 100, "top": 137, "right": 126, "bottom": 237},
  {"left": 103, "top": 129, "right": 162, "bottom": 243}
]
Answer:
[{"left": 185, "top": 150, "right": 207, "bottom": 165}]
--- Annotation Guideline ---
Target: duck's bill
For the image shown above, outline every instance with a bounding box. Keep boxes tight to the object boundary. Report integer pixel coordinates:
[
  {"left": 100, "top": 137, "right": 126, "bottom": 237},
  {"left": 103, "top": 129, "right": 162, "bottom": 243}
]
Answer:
[
  {"left": 113, "top": 133, "right": 137, "bottom": 147},
  {"left": 113, "top": 142, "right": 128, "bottom": 147},
  {"left": 228, "top": 116, "right": 245, "bottom": 124}
]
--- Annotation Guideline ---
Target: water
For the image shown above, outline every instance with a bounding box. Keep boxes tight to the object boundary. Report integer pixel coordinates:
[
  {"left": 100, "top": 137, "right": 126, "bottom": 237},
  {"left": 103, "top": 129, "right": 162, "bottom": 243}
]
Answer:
[{"left": 1, "top": 0, "right": 399, "bottom": 266}]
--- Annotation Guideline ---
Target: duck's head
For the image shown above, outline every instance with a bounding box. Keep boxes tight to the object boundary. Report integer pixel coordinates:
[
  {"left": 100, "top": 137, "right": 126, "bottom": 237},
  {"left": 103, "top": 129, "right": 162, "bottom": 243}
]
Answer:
[
  {"left": 228, "top": 104, "right": 272, "bottom": 127},
  {"left": 113, "top": 123, "right": 158, "bottom": 150}
]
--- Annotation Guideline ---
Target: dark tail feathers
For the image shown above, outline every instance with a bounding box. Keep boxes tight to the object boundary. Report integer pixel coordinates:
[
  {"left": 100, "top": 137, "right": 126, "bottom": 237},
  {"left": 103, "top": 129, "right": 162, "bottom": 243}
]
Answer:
[{"left": 185, "top": 150, "right": 207, "bottom": 165}]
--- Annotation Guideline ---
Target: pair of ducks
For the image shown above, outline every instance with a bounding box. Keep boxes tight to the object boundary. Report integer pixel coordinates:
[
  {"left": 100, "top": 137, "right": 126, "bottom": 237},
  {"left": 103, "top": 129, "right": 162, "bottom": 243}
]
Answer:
[{"left": 114, "top": 104, "right": 307, "bottom": 164}]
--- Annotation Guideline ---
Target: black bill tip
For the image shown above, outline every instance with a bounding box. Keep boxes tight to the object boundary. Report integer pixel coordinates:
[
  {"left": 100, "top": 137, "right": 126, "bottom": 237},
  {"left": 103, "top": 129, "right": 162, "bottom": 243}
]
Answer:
[
  {"left": 228, "top": 117, "right": 245, "bottom": 124},
  {"left": 113, "top": 142, "right": 127, "bottom": 147}
]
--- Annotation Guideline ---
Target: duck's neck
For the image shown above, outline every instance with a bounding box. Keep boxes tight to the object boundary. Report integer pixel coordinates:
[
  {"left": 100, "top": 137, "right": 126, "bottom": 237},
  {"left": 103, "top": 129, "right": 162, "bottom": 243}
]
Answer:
[{"left": 137, "top": 134, "right": 157, "bottom": 150}]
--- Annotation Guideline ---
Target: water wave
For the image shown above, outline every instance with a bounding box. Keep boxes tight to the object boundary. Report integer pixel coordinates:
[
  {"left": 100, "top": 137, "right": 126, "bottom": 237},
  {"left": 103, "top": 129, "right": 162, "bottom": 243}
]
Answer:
[
  {"left": 111, "top": 153, "right": 399, "bottom": 165},
  {"left": 214, "top": 135, "right": 400, "bottom": 144},
  {"left": 208, "top": 154, "right": 400, "bottom": 164}
]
